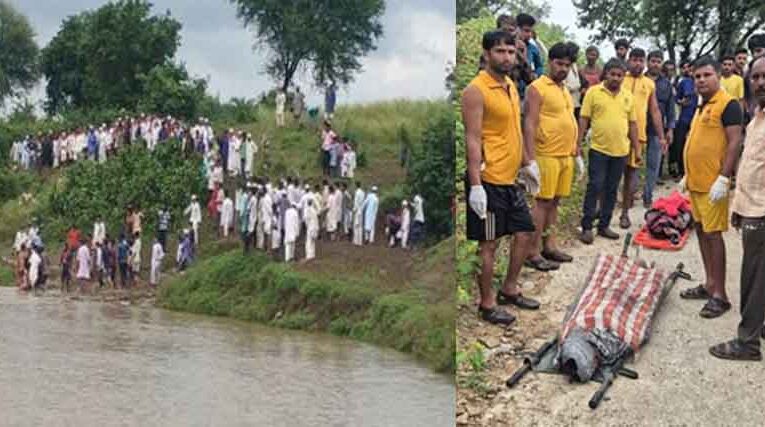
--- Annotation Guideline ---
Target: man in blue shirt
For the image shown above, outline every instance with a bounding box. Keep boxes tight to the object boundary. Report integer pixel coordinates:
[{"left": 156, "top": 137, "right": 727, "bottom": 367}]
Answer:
[
  {"left": 670, "top": 60, "right": 697, "bottom": 179},
  {"left": 644, "top": 50, "right": 675, "bottom": 206},
  {"left": 515, "top": 13, "right": 544, "bottom": 97}
]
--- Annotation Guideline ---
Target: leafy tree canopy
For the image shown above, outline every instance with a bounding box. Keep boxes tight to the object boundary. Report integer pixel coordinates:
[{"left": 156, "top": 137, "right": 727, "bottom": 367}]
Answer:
[
  {"left": 230, "top": 0, "right": 384, "bottom": 91},
  {"left": 0, "top": 1, "right": 39, "bottom": 104}
]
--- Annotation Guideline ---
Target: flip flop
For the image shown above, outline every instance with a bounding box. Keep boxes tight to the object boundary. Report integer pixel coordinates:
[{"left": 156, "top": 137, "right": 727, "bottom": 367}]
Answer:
[
  {"left": 679, "top": 284, "right": 710, "bottom": 300},
  {"left": 700, "top": 297, "right": 731, "bottom": 319},
  {"left": 709, "top": 339, "right": 762, "bottom": 361}
]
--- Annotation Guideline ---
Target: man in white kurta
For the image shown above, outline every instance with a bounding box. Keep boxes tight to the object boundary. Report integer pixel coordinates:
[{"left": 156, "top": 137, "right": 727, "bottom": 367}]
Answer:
[
  {"left": 399, "top": 200, "right": 411, "bottom": 249},
  {"left": 304, "top": 200, "right": 319, "bottom": 261},
  {"left": 352, "top": 184, "right": 366, "bottom": 246},
  {"left": 28, "top": 248, "right": 41, "bottom": 289},
  {"left": 284, "top": 205, "right": 299, "bottom": 262},
  {"left": 275, "top": 89, "right": 286, "bottom": 127},
  {"left": 93, "top": 219, "right": 106, "bottom": 246},
  {"left": 220, "top": 194, "right": 234, "bottom": 238},
  {"left": 228, "top": 132, "right": 241, "bottom": 175},
  {"left": 244, "top": 134, "right": 256, "bottom": 177},
  {"left": 76, "top": 242, "right": 91, "bottom": 292},
  {"left": 247, "top": 191, "right": 259, "bottom": 244},
  {"left": 184, "top": 195, "right": 202, "bottom": 245},
  {"left": 130, "top": 235, "right": 142, "bottom": 278},
  {"left": 326, "top": 188, "right": 342, "bottom": 240},
  {"left": 259, "top": 191, "right": 273, "bottom": 250},
  {"left": 363, "top": 187, "right": 379, "bottom": 244},
  {"left": 150, "top": 239, "right": 164, "bottom": 287}
]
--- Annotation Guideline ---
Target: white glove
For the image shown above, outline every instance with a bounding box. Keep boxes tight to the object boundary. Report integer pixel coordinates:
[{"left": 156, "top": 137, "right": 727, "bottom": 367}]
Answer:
[
  {"left": 708, "top": 175, "right": 730, "bottom": 203},
  {"left": 677, "top": 176, "right": 687, "bottom": 193},
  {"left": 468, "top": 185, "right": 487, "bottom": 219},
  {"left": 521, "top": 161, "right": 541, "bottom": 195},
  {"left": 575, "top": 156, "right": 585, "bottom": 181}
]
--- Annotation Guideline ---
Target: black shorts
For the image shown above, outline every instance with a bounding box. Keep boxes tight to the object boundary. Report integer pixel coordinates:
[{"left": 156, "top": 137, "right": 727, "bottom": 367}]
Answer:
[{"left": 465, "top": 180, "right": 535, "bottom": 241}]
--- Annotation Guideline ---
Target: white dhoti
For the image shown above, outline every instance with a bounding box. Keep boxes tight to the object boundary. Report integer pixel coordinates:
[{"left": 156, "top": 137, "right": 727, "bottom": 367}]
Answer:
[
  {"left": 150, "top": 262, "right": 161, "bottom": 285},
  {"left": 285, "top": 241, "right": 295, "bottom": 262},
  {"left": 305, "top": 236, "right": 316, "bottom": 260},
  {"left": 192, "top": 221, "right": 200, "bottom": 245},
  {"left": 353, "top": 214, "right": 363, "bottom": 246}
]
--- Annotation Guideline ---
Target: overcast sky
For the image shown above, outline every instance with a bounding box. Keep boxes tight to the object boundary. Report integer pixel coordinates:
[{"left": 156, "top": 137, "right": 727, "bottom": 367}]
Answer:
[{"left": 10, "top": 0, "right": 455, "bottom": 110}]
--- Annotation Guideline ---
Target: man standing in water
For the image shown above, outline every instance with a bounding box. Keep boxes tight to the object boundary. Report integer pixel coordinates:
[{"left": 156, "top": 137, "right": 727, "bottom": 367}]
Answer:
[{"left": 463, "top": 30, "right": 541, "bottom": 326}]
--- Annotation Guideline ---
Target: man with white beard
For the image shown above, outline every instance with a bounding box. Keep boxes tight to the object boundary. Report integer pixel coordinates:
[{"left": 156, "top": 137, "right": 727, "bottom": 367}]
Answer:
[
  {"left": 399, "top": 200, "right": 411, "bottom": 249},
  {"left": 258, "top": 189, "right": 273, "bottom": 251},
  {"left": 363, "top": 186, "right": 379, "bottom": 244},
  {"left": 184, "top": 195, "right": 202, "bottom": 246},
  {"left": 220, "top": 192, "right": 234, "bottom": 238},
  {"left": 326, "top": 185, "right": 342, "bottom": 241},
  {"left": 352, "top": 182, "right": 366, "bottom": 246},
  {"left": 304, "top": 199, "right": 319, "bottom": 261},
  {"left": 284, "top": 203, "right": 300, "bottom": 262}
]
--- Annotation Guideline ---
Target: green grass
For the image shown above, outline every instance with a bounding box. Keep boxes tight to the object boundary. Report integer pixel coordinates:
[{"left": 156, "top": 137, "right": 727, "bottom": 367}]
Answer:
[
  {"left": 157, "top": 249, "right": 455, "bottom": 373},
  {"left": 0, "top": 264, "right": 14, "bottom": 286}
]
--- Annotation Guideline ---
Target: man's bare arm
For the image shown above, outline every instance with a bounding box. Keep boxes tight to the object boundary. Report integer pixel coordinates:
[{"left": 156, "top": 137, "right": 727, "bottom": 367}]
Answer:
[
  {"left": 522, "top": 86, "right": 541, "bottom": 163},
  {"left": 577, "top": 116, "right": 590, "bottom": 156},
  {"left": 629, "top": 121, "right": 640, "bottom": 156},
  {"left": 722, "top": 124, "right": 744, "bottom": 178},
  {"left": 462, "top": 85, "right": 484, "bottom": 186}
]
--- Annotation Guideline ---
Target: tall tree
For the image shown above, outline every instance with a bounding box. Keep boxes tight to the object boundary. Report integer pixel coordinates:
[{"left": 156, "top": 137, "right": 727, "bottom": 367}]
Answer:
[
  {"left": 0, "top": 1, "right": 39, "bottom": 104},
  {"left": 40, "top": 0, "right": 181, "bottom": 114},
  {"left": 575, "top": 0, "right": 765, "bottom": 62},
  {"left": 457, "top": 0, "right": 551, "bottom": 23},
  {"left": 231, "top": 0, "right": 384, "bottom": 91}
]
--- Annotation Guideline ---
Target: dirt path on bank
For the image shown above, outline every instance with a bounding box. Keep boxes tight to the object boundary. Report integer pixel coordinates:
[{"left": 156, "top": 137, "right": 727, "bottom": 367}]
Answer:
[{"left": 457, "top": 184, "right": 765, "bottom": 426}]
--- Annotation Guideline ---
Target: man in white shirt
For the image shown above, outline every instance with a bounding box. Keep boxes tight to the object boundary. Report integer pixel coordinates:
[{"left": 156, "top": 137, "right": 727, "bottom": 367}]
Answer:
[
  {"left": 352, "top": 182, "right": 366, "bottom": 246},
  {"left": 184, "top": 195, "right": 202, "bottom": 245},
  {"left": 275, "top": 88, "right": 287, "bottom": 127},
  {"left": 284, "top": 204, "right": 300, "bottom": 262},
  {"left": 150, "top": 237, "right": 165, "bottom": 287}
]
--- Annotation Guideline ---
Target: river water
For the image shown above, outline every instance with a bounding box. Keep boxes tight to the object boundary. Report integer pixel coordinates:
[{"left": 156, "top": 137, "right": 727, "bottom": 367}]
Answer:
[{"left": 0, "top": 288, "right": 454, "bottom": 426}]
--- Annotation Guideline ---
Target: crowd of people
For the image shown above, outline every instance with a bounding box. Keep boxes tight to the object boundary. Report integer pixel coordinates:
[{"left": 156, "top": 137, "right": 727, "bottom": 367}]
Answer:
[
  {"left": 9, "top": 103, "right": 426, "bottom": 294},
  {"left": 463, "top": 11, "right": 765, "bottom": 361}
]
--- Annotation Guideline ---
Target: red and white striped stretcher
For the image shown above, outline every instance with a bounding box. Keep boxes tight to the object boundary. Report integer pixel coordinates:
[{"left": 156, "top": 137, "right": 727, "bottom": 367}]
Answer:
[{"left": 561, "top": 254, "right": 667, "bottom": 351}]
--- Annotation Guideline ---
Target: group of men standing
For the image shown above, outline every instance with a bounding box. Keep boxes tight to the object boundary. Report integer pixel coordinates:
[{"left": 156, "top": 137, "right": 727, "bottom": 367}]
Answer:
[{"left": 462, "top": 10, "right": 765, "bottom": 359}]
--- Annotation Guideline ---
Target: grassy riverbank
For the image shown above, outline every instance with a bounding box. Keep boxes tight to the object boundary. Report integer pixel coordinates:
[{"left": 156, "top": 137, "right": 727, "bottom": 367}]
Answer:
[{"left": 157, "top": 237, "right": 455, "bottom": 373}]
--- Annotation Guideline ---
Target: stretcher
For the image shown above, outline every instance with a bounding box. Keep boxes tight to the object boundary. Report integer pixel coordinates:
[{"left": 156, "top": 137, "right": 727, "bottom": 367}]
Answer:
[{"left": 506, "top": 233, "right": 691, "bottom": 409}]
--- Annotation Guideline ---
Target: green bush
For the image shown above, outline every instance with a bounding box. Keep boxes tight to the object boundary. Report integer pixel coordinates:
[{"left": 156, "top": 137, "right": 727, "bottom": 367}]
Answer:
[
  {"left": 36, "top": 139, "right": 206, "bottom": 241},
  {"left": 157, "top": 250, "right": 454, "bottom": 372}
]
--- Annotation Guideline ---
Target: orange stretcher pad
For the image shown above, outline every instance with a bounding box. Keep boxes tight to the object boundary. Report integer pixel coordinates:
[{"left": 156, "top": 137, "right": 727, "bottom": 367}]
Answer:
[{"left": 633, "top": 224, "right": 691, "bottom": 251}]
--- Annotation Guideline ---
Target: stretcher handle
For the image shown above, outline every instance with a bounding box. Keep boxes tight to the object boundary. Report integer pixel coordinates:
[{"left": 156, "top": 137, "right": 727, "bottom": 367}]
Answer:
[{"left": 621, "top": 233, "right": 632, "bottom": 258}]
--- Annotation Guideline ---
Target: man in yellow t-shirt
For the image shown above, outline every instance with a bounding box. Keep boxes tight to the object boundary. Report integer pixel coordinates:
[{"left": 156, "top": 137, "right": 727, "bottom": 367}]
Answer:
[
  {"left": 512, "top": 42, "right": 580, "bottom": 273},
  {"left": 462, "top": 30, "right": 541, "bottom": 326},
  {"left": 578, "top": 58, "right": 640, "bottom": 244},
  {"left": 620, "top": 48, "right": 666, "bottom": 229},
  {"left": 677, "top": 56, "right": 743, "bottom": 319},
  {"left": 722, "top": 55, "right": 746, "bottom": 113}
]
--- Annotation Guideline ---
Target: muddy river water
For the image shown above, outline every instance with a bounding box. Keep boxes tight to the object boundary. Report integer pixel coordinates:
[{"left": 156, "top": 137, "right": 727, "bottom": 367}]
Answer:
[{"left": 0, "top": 288, "right": 454, "bottom": 426}]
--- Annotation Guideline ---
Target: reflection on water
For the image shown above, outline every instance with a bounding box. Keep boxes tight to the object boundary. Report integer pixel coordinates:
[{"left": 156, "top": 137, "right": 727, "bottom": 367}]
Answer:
[{"left": 0, "top": 289, "right": 454, "bottom": 426}]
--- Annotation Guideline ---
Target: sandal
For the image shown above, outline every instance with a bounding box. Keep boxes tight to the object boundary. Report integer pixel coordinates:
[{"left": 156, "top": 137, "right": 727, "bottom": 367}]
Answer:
[
  {"left": 699, "top": 297, "right": 731, "bottom": 319},
  {"left": 524, "top": 257, "right": 560, "bottom": 272},
  {"left": 497, "top": 290, "right": 540, "bottom": 310},
  {"left": 542, "top": 249, "right": 573, "bottom": 263},
  {"left": 478, "top": 305, "right": 516, "bottom": 326},
  {"left": 679, "top": 285, "right": 710, "bottom": 300},
  {"left": 709, "top": 339, "right": 762, "bottom": 361},
  {"left": 619, "top": 215, "right": 631, "bottom": 229}
]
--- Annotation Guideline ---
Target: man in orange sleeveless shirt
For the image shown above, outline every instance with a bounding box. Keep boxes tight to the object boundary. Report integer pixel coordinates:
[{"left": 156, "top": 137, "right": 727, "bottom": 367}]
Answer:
[
  {"left": 462, "top": 30, "right": 541, "bottom": 326},
  {"left": 678, "top": 57, "right": 744, "bottom": 319}
]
